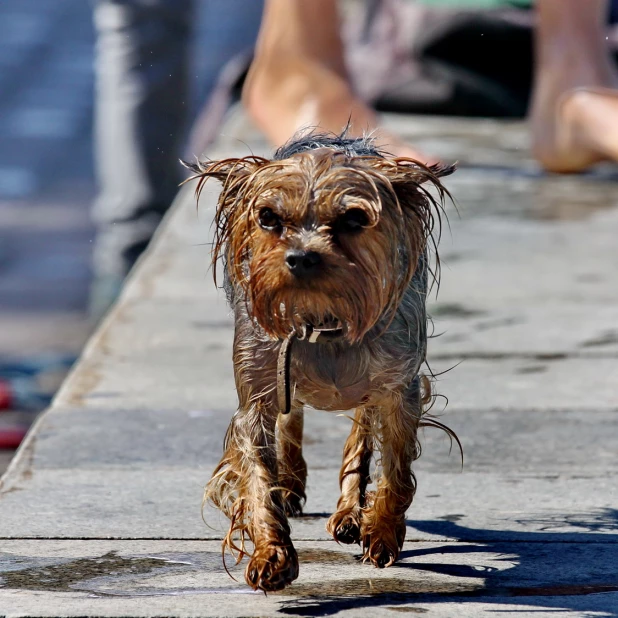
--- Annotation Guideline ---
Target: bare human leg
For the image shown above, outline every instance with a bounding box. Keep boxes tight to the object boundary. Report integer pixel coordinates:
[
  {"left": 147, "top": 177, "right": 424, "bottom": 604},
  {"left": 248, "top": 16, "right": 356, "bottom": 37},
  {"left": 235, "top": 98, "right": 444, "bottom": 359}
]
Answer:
[
  {"left": 243, "top": 0, "right": 434, "bottom": 162},
  {"left": 531, "top": 0, "right": 618, "bottom": 172}
]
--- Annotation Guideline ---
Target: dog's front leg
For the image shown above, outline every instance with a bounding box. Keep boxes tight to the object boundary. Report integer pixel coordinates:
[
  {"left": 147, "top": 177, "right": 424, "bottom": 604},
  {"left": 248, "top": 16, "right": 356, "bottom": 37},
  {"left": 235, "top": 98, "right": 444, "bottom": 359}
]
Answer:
[
  {"left": 326, "top": 406, "right": 373, "bottom": 545},
  {"left": 361, "top": 380, "right": 422, "bottom": 568},
  {"left": 206, "top": 401, "right": 299, "bottom": 591}
]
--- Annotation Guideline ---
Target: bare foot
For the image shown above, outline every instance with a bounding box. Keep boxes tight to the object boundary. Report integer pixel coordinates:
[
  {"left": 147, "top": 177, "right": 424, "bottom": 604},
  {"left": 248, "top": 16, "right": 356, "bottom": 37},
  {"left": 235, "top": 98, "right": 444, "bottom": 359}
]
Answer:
[
  {"left": 532, "top": 88, "right": 618, "bottom": 172},
  {"left": 530, "top": 0, "right": 618, "bottom": 172},
  {"left": 244, "top": 57, "right": 437, "bottom": 165}
]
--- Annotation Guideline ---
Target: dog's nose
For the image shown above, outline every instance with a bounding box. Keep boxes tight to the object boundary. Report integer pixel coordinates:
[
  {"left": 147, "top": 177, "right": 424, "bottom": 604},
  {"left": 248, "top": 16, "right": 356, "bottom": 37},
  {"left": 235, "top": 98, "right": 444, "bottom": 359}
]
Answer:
[{"left": 285, "top": 249, "right": 322, "bottom": 278}]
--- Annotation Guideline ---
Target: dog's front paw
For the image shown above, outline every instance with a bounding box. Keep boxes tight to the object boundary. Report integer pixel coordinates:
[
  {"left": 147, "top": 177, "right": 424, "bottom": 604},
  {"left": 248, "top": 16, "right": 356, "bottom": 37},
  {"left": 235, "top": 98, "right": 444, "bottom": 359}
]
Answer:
[
  {"left": 326, "top": 507, "right": 362, "bottom": 545},
  {"left": 361, "top": 517, "right": 406, "bottom": 568},
  {"left": 245, "top": 543, "right": 299, "bottom": 592}
]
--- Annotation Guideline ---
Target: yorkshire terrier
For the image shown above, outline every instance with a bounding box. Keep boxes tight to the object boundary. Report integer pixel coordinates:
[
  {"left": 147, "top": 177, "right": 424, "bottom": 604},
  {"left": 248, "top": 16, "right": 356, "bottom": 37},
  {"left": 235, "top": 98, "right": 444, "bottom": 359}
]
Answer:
[{"left": 187, "top": 131, "right": 455, "bottom": 592}]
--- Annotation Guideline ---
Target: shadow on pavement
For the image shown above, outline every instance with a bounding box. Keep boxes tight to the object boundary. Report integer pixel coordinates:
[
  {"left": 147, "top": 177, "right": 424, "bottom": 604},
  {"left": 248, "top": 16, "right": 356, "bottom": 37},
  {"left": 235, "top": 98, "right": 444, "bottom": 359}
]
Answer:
[{"left": 278, "top": 508, "right": 618, "bottom": 617}]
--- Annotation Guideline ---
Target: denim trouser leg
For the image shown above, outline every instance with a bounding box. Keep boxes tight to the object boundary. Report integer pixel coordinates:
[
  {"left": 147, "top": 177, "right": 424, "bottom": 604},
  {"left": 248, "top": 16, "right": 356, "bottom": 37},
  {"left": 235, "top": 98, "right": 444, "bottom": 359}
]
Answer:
[{"left": 92, "top": 0, "right": 193, "bottom": 279}]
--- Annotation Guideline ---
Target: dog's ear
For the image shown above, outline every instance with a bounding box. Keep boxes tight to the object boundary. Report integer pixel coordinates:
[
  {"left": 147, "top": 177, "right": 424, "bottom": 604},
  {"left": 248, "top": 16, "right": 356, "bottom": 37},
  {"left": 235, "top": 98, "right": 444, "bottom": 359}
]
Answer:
[
  {"left": 388, "top": 159, "right": 455, "bottom": 246},
  {"left": 417, "top": 161, "right": 457, "bottom": 181},
  {"left": 183, "top": 156, "right": 273, "bottom": 288},
  {"left": 354, "top": 157, "right": 455, "bottom": 291},
  {"left": 386, "top": 159, "right": 455, "bottom": 214},
  {"left": 380, "top": 159, "right": 456, "bottom": 190},
  {"left": 182, "top": 156, "right": 270, "bottom": 205},
  {"left": 355, "top": 157, "right": 455, "bottom": 223}
]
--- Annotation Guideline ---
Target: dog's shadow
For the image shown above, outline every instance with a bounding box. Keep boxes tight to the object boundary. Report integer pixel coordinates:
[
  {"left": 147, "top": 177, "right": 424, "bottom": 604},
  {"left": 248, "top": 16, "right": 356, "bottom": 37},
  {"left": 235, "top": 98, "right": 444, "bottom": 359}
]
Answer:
[{"left": 278, "top": 508, "right": 618, "bottom": 616}]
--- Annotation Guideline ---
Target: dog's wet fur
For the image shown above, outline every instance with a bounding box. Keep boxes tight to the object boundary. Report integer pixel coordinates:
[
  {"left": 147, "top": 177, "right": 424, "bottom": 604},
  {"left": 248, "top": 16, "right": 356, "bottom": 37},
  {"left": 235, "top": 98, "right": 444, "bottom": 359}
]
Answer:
[{"left": 187, "top": 131, "right": 455, "bottom": 592}]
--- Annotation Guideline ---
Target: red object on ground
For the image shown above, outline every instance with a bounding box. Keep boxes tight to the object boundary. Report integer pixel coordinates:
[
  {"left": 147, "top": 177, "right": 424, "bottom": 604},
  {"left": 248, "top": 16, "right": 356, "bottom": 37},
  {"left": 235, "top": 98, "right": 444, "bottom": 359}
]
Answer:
[
  {"left": 0, "top": 380, "right": 11, "bottom": 410},
  {"left": 0, "top": 427, "right": 27, "bottom": 449}
]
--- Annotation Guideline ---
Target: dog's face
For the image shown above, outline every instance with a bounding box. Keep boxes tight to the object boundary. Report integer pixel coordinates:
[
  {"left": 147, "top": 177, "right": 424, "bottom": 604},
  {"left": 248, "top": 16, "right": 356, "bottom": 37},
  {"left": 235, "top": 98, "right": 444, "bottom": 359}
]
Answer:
[{"left": 191, "top": 148, "right": 451, "bottom": 343}]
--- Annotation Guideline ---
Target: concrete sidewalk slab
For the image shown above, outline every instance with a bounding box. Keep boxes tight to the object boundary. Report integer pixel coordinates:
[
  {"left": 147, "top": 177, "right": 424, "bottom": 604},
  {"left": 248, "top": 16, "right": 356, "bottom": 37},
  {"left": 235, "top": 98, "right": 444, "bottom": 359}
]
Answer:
[
  {"left": 2, "top": 539, "right": 618, "bottom": 618},
  {"left": 1, "top": 112, "right": 618, "bottom": 616}
]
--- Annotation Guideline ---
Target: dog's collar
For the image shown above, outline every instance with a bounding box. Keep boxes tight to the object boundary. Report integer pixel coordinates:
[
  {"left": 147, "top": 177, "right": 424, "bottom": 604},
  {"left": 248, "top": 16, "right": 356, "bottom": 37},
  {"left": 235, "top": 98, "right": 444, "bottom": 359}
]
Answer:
[
  {"left": 300, "top": 323, "right": 345, "bottom": 344},
  {"left": 277, "top": 323, "right": 345, "bottom": 416}
]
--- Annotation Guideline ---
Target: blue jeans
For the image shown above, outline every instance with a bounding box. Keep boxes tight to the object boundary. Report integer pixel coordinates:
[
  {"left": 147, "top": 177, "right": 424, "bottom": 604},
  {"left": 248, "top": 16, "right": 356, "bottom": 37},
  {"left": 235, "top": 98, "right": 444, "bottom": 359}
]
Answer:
[{"left": 92, "top": 0, "right": 262, "bottom": 278}]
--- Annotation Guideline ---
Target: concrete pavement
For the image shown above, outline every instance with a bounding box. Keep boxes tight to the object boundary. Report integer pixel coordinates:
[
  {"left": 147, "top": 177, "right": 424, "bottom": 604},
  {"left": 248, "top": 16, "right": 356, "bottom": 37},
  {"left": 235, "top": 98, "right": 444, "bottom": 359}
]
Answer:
[{"left": 0, "top": 110, "right": 617, "bottom": 616}]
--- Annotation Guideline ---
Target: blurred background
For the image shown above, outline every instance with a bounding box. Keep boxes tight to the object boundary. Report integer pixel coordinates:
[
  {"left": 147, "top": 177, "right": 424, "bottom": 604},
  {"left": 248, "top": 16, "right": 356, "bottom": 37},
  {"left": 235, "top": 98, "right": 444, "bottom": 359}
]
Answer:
[
  {"left": 0, "top": 0, "right": 263, "bottom": 473},
  {"left": 2, "top": 0, "right": 617, "bottom": 476}
]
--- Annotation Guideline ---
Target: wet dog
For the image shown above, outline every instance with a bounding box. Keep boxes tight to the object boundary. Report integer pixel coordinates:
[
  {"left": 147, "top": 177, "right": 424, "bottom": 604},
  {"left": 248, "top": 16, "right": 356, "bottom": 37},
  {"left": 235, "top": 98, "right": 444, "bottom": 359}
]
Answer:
[{"left": 187, "top": 132, "right": 455, "bottom": 591}]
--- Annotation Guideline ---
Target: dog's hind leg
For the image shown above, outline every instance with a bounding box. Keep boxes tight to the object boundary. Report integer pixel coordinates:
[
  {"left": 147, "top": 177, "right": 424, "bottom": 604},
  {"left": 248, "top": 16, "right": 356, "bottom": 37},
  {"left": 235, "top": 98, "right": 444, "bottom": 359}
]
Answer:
[
  {"left": 361, "top": 379, "right": 422, "bottom": 568},
  {"left": 205, "top": 401, "right": 299, "bottom": 592},
  {"left": 326, "top": 406, "right": 373, "bottom": 545},
  {"left": 277, "top": 406, "right": 307, "bottom": 517}
]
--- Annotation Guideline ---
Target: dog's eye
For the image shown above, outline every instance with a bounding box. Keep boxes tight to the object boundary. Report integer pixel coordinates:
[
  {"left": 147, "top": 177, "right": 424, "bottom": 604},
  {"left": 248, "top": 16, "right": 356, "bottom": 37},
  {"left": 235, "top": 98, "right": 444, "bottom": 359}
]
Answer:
[
  {"left": 258, "top": 207, "right": 282, "bottom": 231},
  {"left": 336, "top": 208, "right": 370, "bottom": 233}
]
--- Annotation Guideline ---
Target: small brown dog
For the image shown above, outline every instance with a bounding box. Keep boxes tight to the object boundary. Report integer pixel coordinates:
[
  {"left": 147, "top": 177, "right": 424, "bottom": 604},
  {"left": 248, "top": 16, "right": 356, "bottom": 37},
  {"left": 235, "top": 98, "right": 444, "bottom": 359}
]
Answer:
[{"left": 188, "top": 132, "right": 455, "bottom": 592}]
